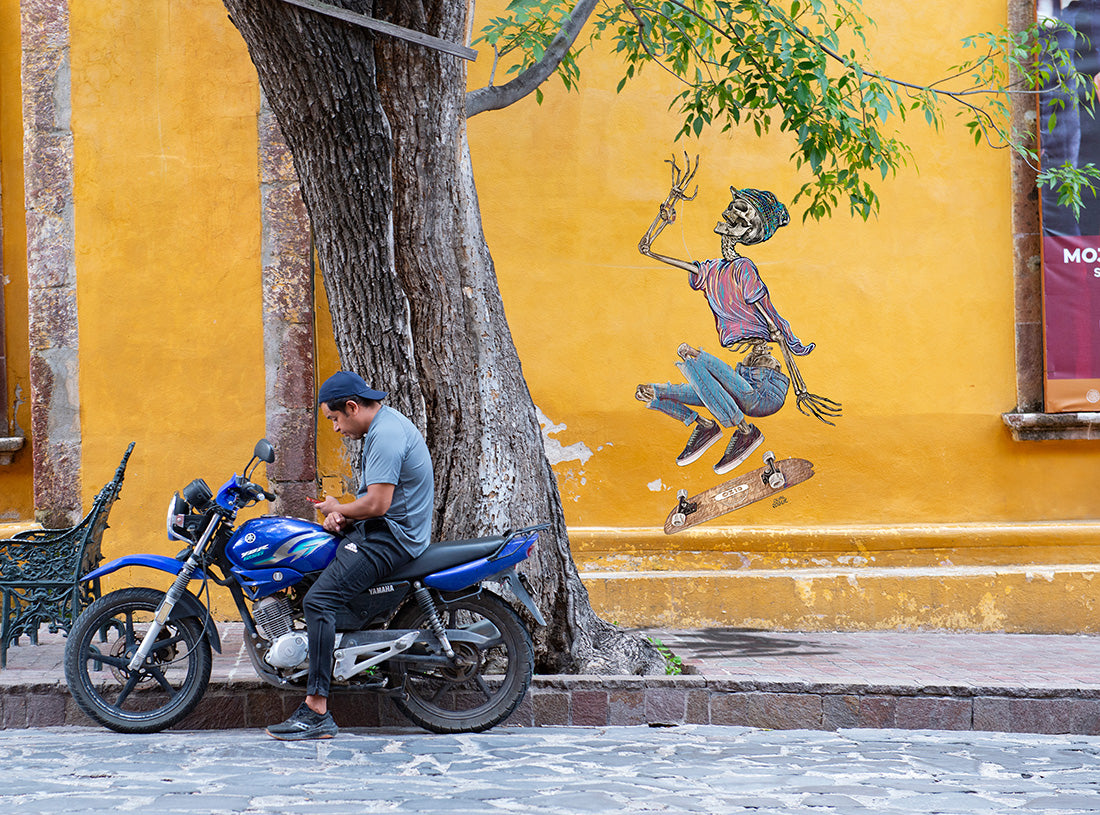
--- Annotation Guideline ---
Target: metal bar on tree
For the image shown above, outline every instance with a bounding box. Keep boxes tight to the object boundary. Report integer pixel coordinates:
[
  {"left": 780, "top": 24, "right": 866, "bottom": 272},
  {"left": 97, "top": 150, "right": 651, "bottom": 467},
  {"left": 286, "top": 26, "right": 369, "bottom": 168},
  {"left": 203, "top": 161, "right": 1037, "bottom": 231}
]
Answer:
[{"left": 276, "top": 0, "right": 478, "bottom": 61}]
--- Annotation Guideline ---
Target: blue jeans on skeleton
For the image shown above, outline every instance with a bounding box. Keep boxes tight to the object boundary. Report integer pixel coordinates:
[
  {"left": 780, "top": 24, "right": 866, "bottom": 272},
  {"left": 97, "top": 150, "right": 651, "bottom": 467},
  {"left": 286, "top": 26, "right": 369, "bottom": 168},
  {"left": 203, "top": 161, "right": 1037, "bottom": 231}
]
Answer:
[{"left": 646, "top": 349, "right": 789, "bottom": 428}]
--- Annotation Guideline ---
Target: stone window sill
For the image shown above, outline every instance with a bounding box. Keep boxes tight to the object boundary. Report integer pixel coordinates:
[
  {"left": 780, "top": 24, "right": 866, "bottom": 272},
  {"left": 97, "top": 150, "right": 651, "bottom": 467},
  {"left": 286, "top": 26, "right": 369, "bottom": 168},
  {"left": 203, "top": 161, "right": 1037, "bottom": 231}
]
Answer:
[
  {"left": 1002, "top": 412, "right": 1100, "bottom": 441},
  {"left": 0, "top": 437, "right": 24, "bottom": 465}
]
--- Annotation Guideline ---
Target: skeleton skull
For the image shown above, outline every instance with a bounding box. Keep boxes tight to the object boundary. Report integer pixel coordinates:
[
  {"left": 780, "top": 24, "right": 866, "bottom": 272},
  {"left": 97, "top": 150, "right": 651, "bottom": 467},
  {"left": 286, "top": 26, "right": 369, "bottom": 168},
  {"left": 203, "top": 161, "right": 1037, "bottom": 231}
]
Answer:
[
  {"left": 715, "top": 194, "right": 766, "bottom": 254},
  {"left": 712, "top": 195, "right": 765, "bottom": 259}
]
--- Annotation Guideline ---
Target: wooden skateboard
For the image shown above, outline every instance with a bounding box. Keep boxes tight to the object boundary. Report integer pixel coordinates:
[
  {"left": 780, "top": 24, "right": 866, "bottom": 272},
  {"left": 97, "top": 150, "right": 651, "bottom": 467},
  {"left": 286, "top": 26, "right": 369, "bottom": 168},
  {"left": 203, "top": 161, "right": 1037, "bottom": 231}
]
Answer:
[{"left": 664, "top": 451, "right": 814, "bottom": 534}]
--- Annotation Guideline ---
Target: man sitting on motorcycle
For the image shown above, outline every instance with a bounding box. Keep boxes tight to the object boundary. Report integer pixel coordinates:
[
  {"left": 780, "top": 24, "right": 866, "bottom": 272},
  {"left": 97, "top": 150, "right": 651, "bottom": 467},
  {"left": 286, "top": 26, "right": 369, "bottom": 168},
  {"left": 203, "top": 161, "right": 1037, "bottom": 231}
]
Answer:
[{"left": 266, "top": 371, "right": 435, "bottom": 740}]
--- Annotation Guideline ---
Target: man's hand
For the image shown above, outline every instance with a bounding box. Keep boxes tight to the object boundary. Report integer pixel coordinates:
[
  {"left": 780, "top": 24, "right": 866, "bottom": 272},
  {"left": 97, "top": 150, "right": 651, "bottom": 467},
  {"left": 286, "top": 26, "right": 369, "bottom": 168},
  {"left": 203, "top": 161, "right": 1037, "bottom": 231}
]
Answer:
[
  {"left": 322, "top": 510, "right": 349, "bottom": 534},
  {"left": 311, "top": 486, "right": 394, "bottom": 530},
  {"left": 313, "top": 495, "right": 342, "bottom": 516},
  {"left": 313, "top": 496, "right": 350, "bottom": 533}
]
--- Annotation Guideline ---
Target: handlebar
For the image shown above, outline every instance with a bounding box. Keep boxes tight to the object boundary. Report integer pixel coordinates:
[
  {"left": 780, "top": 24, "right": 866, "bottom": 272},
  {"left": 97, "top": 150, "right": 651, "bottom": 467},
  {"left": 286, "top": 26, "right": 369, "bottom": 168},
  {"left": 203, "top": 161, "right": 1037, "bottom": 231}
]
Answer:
[{"left": 236, "top": 477, "right": 275, "bottom": 505}]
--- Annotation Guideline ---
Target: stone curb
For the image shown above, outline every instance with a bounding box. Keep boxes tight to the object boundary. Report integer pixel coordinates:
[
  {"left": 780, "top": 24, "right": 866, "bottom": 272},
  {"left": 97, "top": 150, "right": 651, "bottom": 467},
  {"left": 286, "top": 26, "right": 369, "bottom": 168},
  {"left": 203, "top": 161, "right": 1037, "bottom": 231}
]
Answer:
[{"left": 6, "top": 675, "right": 1100, "bottom": 736}]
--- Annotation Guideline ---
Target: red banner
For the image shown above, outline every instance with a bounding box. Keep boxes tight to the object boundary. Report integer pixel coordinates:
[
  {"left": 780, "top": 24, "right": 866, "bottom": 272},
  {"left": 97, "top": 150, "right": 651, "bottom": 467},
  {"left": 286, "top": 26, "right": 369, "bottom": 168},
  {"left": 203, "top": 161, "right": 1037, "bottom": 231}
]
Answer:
[
  {"left": 1042, "top": 236, "right": 1100, "bottom": 411},
  {"left": 1037, "top": 3, "right": 1100, "bottom": 411}
]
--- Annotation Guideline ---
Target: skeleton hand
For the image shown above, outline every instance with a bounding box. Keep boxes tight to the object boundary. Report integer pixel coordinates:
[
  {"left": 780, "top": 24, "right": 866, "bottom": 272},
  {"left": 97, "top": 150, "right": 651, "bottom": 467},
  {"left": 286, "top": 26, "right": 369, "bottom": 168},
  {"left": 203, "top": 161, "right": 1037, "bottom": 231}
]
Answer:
[
  {"left": 640, "top": 153, "right": 700, "bottom": 256},
  {"left": 769, "top": 330, "right": 843, "bottom": 426},
  {"left": 660, "top": 152, "right": 699, "bottom": 221},
  {"left": 795, "top": 390, "right": 843, "bottom": 426},
  {"left": 727, "top": 339, "right": 763, "bottom": 355}
]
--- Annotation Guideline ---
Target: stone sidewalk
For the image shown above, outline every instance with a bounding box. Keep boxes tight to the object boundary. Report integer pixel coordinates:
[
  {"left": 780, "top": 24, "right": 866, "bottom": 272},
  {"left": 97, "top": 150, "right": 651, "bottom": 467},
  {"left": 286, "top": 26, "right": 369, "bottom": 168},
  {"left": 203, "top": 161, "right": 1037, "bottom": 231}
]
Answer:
[{"left": 4, "top": 625, "right": 1100, "bottom": 735}]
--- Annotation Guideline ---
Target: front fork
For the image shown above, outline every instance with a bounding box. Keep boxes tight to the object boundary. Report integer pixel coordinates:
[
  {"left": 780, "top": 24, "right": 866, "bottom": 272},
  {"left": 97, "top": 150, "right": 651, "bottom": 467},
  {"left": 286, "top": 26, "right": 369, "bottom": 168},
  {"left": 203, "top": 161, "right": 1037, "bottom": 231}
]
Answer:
[{"left": 126, "top": 519, "right": 219, "bottom": 672}]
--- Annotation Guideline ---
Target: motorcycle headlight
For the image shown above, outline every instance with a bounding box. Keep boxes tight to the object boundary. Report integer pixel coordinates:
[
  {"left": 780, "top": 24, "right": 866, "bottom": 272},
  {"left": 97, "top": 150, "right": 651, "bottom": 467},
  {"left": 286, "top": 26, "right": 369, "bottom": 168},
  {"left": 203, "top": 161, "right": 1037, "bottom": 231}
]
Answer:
[
  {"left": 166, "top": 485, "right": 212, "bottom": 542},
  {"left": 167, "top": 493, "right": 191, "bottom": 542}
]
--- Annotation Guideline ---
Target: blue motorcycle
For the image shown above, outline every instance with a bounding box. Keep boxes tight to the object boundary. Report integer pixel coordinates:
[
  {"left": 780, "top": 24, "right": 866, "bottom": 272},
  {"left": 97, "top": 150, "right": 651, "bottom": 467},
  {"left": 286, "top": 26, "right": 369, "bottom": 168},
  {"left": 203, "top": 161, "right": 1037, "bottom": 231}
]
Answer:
[{"left": 64, "top": 440, "right": 547, "bottom": 735}]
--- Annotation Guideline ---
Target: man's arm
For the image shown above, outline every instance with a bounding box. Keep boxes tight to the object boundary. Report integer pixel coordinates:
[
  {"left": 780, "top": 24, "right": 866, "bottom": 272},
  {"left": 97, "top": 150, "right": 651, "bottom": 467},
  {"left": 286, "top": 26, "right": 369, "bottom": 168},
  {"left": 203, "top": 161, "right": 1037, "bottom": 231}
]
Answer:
[{"left": 315, "top": 485, "right": 395, "bottom": 533}]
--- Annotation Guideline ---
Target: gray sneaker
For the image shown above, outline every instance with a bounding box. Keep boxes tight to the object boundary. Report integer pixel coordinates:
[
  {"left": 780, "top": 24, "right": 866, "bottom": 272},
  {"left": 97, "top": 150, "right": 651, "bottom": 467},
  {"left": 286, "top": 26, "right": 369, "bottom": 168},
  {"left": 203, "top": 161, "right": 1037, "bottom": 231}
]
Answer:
[
  {"left": 677, "top": 420, "right": 721, "bottom": 466},
  {"left": 714, "top": 424, "right": 763, "bottom": 474},
  {"left": 266, "top": 702, "right": 339, "bottom": 741}
]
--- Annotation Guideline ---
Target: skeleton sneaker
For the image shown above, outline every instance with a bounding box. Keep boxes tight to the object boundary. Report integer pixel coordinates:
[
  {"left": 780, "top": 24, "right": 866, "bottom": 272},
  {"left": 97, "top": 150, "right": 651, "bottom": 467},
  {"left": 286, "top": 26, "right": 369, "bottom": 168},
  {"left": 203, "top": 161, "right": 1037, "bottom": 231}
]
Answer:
[
  {"left": 677, "top": 419, "right": 721, "bottom": 465},
  {"left": 266, "top": 702, "right": 339, "bottom": 741},
  {"left": 714, "top": 424, "right": 762, "bottom": 474}
]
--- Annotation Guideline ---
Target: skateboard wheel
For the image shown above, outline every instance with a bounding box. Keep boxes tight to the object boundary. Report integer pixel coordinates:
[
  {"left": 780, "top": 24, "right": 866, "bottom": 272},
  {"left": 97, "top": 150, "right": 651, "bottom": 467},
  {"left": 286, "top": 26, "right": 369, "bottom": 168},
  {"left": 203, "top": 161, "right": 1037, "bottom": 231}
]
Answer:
[
  {"left": 677, "top": 489, "right": 688, "bottom": 500},
  {"left": 670, "top": 513, "right": 686, "bottom": 527},
  {"left": 768, "top": 471, "right": 786, "bottom": 489},
  {"left": 763, "top": 450, "right": 775, "bottom": 465}
]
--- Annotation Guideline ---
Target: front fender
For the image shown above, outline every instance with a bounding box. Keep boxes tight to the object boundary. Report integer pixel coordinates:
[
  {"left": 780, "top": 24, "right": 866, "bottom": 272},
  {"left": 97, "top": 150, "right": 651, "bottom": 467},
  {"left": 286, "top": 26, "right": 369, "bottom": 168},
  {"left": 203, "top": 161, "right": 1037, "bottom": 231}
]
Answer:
[
  {"left": 83, "top": 554, "right": 208, "bottom": 583},
  {"left": 81, "top": 556, "right": 221, "bottom": 654}
]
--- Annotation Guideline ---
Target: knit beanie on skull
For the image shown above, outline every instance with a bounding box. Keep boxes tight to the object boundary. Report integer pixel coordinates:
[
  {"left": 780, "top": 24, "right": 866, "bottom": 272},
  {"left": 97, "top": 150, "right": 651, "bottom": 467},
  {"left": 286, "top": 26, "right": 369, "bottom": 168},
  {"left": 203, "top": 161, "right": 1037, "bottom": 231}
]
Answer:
[{"left": 730, "top": 187, "right": 789, "bottom": 244}]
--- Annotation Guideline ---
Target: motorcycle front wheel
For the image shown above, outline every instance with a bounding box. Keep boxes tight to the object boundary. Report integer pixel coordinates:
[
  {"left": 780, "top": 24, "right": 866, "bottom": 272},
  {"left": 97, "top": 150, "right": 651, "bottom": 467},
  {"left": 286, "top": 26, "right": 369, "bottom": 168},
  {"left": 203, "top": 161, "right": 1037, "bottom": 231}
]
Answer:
[
  {"left": 64, "top": 587, "right": 212, "bottom": 734},
  {"left": 387, "top": 589, "right": 533, "bottom": 734}
]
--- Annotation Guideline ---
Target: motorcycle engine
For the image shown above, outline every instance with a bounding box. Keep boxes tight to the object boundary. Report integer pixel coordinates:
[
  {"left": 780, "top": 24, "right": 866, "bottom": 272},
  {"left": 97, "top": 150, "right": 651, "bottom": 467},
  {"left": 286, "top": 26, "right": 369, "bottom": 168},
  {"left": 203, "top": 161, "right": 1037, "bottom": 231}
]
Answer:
[
  {"left": 265, "top": 631, "right": 309, "bottom": 669},
  {"left": 253, "top": 595, "right": 308, "bottom": 670}
]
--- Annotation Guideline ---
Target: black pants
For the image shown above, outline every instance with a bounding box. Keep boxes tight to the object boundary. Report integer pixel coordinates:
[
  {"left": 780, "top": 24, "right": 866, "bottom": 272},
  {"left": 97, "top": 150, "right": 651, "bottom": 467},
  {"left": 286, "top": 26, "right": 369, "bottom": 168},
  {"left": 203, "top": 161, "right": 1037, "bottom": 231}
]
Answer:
[{"left": 303, "top": 519, "right": 411, "bottom": 698}]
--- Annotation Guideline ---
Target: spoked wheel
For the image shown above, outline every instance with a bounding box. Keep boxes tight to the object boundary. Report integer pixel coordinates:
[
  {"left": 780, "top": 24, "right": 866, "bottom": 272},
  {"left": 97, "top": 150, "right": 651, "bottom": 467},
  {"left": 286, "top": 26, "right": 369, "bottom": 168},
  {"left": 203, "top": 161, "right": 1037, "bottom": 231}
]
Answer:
[
  {"left": 387, "top": 590, "right": 533, "bottom": 734},
  {"left": 64, "top": 587, "right": 212, "bottom": 734}
]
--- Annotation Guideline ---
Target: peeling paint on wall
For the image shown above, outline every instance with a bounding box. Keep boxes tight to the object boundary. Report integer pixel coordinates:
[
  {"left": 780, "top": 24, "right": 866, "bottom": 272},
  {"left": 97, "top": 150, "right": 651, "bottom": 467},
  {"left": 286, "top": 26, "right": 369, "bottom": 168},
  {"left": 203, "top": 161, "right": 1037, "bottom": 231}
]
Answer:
[
  {"left": 536, "top": 406, "right": 594, "bottom": 466},
  {"left": 10, "top": 384, "right": 24, "bottom": 437}
]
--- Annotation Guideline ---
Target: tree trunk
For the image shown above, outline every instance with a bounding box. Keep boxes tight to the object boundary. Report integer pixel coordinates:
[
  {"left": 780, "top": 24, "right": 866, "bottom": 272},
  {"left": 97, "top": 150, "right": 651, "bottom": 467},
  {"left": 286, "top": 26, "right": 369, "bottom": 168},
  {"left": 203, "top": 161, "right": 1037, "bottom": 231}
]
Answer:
[{"left": 222, "top": 0, "right": 662, "bottom": 674}]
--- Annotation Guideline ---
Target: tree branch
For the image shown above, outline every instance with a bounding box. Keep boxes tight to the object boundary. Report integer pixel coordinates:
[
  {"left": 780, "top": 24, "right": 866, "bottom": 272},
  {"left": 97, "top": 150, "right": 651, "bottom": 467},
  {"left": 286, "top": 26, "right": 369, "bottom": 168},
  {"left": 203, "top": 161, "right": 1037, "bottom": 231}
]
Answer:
[
  {"left": 466, "top": 0, "right": 601, "bottom": 117},
  {"left": 622, "top": 0, "right": 719, "bottom": 86},
  {"left": 658, "top": 0, "right": 1023, "bottom": 154}
]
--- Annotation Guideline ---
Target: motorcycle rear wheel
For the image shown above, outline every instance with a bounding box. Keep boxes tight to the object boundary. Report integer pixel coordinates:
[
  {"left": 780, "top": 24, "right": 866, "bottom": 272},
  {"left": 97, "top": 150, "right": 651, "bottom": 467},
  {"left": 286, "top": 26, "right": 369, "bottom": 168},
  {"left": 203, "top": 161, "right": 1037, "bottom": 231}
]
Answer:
[
  {"left": 387, "top": 589, "right": 533, "bottom": 734},
  {"left": 64, "top": 587, "right": 212, "bottom": 734}
]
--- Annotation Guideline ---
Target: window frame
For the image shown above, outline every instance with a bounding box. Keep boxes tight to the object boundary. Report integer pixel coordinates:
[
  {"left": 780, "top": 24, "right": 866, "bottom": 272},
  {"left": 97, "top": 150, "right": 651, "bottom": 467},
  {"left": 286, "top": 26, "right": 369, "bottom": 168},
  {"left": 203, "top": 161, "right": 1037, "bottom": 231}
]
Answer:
[{"left": 1002, "top": 0, "right": 1100, "bottom": 440}]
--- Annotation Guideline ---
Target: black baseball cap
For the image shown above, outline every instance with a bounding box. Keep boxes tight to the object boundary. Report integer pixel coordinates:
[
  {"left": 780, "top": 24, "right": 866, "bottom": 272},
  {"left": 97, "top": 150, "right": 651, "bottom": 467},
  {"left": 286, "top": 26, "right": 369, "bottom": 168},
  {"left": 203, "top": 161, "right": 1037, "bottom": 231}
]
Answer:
[{"left": 317, "top": 371, "right": 387, "bottom": 404}]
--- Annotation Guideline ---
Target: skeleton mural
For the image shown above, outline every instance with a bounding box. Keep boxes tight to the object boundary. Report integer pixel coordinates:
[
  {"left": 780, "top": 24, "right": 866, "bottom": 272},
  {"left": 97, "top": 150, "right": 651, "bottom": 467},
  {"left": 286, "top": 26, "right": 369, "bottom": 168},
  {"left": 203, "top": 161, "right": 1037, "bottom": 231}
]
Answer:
[{"left": 636, "top": 156, "right": 840, "bottom": 532}]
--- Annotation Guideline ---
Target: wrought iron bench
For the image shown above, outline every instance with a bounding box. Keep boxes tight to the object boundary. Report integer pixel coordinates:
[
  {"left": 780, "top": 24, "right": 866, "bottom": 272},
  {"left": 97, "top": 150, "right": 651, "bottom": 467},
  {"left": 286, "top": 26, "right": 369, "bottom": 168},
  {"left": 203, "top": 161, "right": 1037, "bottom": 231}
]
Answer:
[{"left": 0, "top": 442, "right": 134, "bottom": 667}]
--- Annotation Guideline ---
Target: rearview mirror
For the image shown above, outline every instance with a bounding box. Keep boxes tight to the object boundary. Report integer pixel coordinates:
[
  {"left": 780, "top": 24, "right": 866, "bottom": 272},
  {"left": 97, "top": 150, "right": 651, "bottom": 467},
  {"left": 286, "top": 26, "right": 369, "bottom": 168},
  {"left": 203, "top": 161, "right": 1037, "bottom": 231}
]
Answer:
[{"left": 254, "top": 438, "right": 275, "bottom": 464}]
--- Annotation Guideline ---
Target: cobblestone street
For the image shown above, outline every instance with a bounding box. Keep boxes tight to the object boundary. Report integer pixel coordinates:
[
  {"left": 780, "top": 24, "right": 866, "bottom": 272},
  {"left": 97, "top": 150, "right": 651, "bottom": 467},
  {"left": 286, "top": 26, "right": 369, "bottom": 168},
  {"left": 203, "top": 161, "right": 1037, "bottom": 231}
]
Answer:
[{"left": 2, "top": 725, "right": 1099, "bottom": 814}]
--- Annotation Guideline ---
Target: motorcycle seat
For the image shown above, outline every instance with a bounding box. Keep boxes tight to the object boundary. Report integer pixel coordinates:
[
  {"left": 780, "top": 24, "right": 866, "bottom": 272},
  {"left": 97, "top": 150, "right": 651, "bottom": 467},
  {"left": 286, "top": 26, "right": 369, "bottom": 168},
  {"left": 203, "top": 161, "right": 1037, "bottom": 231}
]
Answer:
[{"left": 388, "top": 534, "right": 508, "bottom": 582}]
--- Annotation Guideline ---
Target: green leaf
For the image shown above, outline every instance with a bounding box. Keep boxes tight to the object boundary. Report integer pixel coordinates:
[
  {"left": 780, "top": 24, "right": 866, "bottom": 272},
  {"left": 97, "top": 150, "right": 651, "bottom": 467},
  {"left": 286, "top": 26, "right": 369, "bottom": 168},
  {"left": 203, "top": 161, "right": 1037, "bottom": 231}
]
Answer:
[{"left": 469, "top": 0, "right": 1081, "bottom": 223}]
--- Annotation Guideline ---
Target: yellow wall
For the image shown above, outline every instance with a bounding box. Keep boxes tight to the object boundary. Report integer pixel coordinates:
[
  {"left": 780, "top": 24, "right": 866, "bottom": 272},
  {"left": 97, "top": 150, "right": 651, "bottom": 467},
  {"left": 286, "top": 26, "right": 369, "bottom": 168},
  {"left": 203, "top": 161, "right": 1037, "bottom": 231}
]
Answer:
[
  {"left": 3, "top": 0, "right": 1099, "bottom": 626},
  {"left": 68, "top": 0, "right": 264, "bottom": 574},
  {"left": 466, "top": 0, "right": 1100, "bottom": 558},
  {"left": 0, "top": 0, "right": 33, "bottom": 519}
]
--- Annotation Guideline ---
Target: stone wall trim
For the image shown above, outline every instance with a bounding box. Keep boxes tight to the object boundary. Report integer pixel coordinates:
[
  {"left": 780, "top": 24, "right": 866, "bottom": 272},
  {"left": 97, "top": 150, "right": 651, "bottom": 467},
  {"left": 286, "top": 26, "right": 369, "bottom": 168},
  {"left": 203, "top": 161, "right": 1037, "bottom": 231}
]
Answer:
[{"left": 21, "top": 0, "right": 81, "bottom": 525}]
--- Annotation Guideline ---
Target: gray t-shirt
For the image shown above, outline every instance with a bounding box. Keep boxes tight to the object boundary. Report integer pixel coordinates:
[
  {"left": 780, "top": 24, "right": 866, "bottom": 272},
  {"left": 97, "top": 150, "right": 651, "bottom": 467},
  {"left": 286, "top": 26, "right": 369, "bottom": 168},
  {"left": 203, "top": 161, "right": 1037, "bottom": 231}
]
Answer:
[{"left": 359, "top": 406, "right": 434, "bottom": 557}]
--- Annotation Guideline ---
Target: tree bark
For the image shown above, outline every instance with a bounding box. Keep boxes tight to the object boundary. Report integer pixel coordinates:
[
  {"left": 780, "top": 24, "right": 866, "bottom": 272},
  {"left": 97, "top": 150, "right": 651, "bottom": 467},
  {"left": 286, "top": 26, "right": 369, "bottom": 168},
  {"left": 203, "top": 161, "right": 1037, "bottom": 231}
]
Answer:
[{"left": 222, "top": 0, "right": 662, "bottom": 674}]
